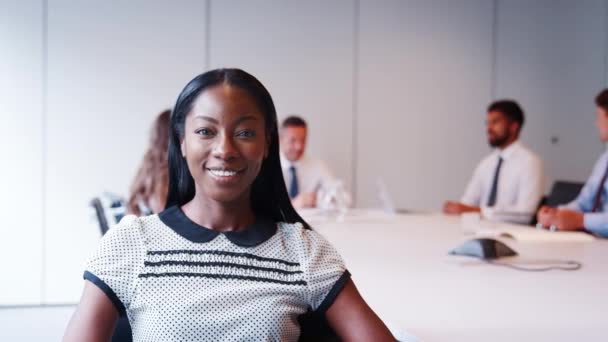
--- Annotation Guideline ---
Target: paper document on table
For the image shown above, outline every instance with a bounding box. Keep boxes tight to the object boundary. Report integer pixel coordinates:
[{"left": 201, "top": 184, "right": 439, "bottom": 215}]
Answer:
[
  {"left": 481, "top": 207, "right": 533, "bottom": 225},
  {"left": 476, "top": 221, "right": 595, "bottom": 242}
]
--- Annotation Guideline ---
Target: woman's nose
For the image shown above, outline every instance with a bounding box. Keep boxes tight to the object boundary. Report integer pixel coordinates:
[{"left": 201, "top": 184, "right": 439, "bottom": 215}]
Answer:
[{"left": 212, "top": 133, "right": 238, "bottom": 160}]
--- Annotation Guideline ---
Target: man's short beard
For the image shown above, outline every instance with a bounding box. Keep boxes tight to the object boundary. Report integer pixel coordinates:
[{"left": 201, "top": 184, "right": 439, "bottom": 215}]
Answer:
[{"left": 488, "top": 134, "right": 510, "bottom": 147}]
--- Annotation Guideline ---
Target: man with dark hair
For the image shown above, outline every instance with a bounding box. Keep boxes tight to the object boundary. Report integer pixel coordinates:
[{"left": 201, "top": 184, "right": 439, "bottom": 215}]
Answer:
[
  {"left": 443, "top": 100, "right": 545, "bottom": 223},
  {"left": 537, "top": 89, "right": 608, "bottom": 236},
  {"left": 280, "top": 115, "right": 335, "bottom": 208}
]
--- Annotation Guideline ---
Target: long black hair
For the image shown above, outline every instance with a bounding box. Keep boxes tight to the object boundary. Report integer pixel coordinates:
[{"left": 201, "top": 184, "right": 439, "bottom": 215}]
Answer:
[{"left": 165, "top": 68, "right": 308, "bottom": 227}]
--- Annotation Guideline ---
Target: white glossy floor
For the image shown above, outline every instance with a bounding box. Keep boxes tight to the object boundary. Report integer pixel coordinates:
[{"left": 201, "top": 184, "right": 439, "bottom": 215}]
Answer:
[{"left": 0, "top": 305, "right": 75, "bottom": 341}]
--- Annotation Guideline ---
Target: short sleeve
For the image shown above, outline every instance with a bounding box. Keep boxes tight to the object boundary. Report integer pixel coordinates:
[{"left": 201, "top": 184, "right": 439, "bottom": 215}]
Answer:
[
  {"left": 301, "top": 229, "right": 350, "bottom": 313},
  {"left": 83, "top": 215, "right": 146, "bottom": 315}
]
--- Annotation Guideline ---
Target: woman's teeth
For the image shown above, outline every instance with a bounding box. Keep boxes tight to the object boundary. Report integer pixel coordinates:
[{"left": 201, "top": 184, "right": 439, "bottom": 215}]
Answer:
[{"left": 208, "top": 169, "right": 239, "bottom": 177}]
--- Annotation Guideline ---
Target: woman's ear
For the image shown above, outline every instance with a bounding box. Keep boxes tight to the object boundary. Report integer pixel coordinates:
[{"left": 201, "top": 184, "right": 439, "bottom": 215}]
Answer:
[{"left": 180, "top": 139, "right": 186, "bottom": 158}]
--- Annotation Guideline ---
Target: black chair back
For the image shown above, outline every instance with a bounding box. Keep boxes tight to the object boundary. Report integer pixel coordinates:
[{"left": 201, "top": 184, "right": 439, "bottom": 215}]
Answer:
[
  {"left": 90, "top": 193, "right": 127, "bottom": 236},
  {"left": 546, "top": 181, "right": 585, "bottom": 207}
]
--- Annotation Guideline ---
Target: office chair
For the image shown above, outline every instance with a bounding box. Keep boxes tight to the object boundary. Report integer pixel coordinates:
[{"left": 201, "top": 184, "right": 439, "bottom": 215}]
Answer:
[
  {"left": 530, "top": 181, "right": 584, "bottom": 225},
  {"left": 545, "top": 181, "right": 584, "bottom": 207},
  {"left": 298, "top": 311, "right": 340, "bottom": 341},
  {"left": 89, "top": 193, "right": 132, "bottom": 342},
  {"left": 90, "top": 193, "right": 127, "bottom": 236}
]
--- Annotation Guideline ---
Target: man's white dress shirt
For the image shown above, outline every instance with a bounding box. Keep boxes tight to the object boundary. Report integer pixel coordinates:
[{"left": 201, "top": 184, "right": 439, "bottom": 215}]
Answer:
[
  {"left": 280, "top": 153, "right": 334, "bottom": 195},
  {"left": 461, "top": 141, "right": 545, "bottom": 223}
]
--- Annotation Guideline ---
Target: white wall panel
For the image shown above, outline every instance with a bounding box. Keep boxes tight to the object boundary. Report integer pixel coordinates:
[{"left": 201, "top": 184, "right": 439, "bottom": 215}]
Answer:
[
  {"left": 357, "top": 0, "right": 494, "bottom": 209},
  {"left": 209, "top": 0, "right": 356, "bottom": 195},
  {"left": 495, "top": 0, "right": 606, "bottom": 187},
  {"left": 45, "top": 0, "right": 207, "bottom": 302},
  {"left": 0, "top": 0, "right": 43, "bottom": 305}
]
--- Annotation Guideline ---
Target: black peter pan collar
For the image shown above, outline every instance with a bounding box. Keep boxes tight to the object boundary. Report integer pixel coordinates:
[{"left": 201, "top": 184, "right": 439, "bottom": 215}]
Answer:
[{"left": 159, "top": 206, "right": 277, "bottom": 247}]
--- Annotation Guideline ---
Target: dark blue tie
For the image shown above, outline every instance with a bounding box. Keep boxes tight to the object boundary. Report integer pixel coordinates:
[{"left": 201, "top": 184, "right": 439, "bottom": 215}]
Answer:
[
  {"left": 487, "top": 156, "right": 503, "bottom": 207},
  {"left": 289, "top": 166, "right": 299, "bottom": 199}
]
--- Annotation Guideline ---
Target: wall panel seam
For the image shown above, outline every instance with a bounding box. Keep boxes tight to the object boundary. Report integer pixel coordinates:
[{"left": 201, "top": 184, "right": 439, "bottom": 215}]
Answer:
[
  {"left": 352, "top": 0, "right": 360, "bottom": 205},
  {"left": 41, "top": 0, "right": 48, "bottom": 305}
]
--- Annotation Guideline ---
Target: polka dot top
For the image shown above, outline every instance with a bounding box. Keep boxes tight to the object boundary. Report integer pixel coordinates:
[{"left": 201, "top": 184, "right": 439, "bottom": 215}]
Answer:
[{"left": 84, "top": 205, "right": 350, "bottom": 341}]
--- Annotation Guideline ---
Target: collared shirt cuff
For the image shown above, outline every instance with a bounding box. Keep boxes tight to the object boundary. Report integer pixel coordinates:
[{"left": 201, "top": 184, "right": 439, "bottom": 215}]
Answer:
[{"left": 584, "top": 213, "right": 608, "bottom": 237}]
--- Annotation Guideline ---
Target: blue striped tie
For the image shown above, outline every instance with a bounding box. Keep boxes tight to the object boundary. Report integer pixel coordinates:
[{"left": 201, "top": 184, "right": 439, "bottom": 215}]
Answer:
[{"left": 289, "top": 166, "right": 299, "bottom": 199}]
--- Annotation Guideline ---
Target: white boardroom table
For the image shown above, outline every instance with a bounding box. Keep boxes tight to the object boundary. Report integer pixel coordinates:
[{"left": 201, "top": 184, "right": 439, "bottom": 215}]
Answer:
[{"left": 299, "top": 209, "right": 608, "bottom": 342}]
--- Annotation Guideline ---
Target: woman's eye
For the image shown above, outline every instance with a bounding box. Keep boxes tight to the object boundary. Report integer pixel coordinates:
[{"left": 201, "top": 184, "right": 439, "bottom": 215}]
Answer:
[
  {"left": 236, "top": 130, "right": 256, "bottom": 138},
  {"left": 195, "top": 128, "right": 215, "bottom": 137}
]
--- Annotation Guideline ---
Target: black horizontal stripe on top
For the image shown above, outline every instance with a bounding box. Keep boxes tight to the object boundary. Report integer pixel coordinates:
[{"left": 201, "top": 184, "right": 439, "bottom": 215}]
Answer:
[
  {"left": 147, "top": 250, "right": 300, "bottom": 267},
  {"left": 138, "top": 272, "right": 307, "bottom": 286},
  {"left": 144, "top": 260, "right": 304, "bottom": 275}
]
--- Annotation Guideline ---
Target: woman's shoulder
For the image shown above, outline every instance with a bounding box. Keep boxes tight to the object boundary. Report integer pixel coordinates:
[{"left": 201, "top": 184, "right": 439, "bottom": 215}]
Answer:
[
  {"left": 98, "top": 213, "right": 176, "bottom": 257},
  {"left": 100, "top": 214, "right": 144, "bottom": 243},
  {"left": 276, "top": 221, "right": 308, "bottom": 238},
  {"left": 106, "top": 213, "right": 163, "bottom": 241},
  {"left": 275, "top": 221, "right": 331, "bottom": 247}
]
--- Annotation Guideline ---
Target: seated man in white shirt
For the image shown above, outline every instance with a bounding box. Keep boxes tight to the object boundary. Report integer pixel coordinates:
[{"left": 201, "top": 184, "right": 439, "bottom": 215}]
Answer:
[
  {"left": 279, "top": 115, "right": 335, "bottom": 208},
  {"left": 443, "top": 100, "right": 545, "bottom": 223},
  {"left": 536, "top": 89, "right": 608, "bottom": 237}
]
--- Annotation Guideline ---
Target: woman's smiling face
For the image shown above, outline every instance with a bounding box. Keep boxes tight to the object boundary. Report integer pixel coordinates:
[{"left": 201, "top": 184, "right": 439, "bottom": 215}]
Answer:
[{"left": 180, "top": 83, "right": 268, "bottom": 204}]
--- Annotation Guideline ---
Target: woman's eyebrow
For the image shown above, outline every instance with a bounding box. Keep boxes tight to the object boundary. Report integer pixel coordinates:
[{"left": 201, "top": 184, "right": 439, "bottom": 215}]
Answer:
[
  {"left": 234, "top": 115, "right": 259, "bottom": 125},
  {"left": 192, "top": 115, "right": 258, "bottom": 125},
  {"left": 192, "top": 115, "right": 219, "bottom": 124}
]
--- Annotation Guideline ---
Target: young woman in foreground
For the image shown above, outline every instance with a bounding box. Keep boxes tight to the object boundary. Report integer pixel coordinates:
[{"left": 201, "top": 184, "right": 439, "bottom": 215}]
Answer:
[{"left": 64, "top": 68, "right": 394, "bottom": 341}]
